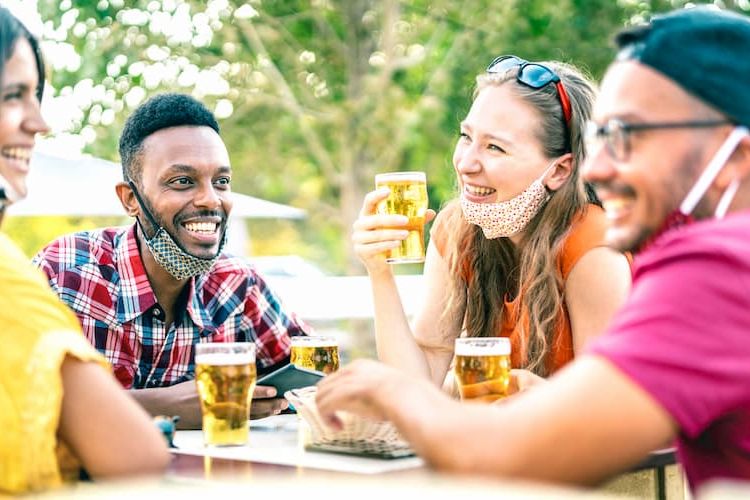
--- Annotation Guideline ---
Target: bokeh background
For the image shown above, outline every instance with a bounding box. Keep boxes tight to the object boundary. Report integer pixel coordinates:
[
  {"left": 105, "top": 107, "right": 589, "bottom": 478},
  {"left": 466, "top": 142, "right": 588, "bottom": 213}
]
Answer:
[
  {"left": 5, "top": 0, "right": 747, "bottom": 273},
  {"left": 4, "top": 0, "right": 749, "bottom": 363}
]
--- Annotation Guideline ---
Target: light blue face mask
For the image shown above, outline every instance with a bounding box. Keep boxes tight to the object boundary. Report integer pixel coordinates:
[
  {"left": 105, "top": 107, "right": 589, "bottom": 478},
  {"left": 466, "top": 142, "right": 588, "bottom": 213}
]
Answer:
[{"left": 129, "top": 181, "right": 227, "bottom": 280}]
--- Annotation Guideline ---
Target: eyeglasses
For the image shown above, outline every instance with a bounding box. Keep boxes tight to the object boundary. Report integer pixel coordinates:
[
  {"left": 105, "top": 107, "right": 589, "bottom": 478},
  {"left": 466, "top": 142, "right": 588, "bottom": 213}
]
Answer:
[
  {"left": 585, "top": 118, "right": 732, "bottom": 161},
  {"left": 486, "top": 55, "right": 573, "bottom": 132}
]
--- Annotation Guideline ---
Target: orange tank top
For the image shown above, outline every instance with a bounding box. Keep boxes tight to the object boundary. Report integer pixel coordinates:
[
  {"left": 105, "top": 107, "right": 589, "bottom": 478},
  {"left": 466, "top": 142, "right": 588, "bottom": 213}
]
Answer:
[{"left": 430, "top": 202, "right": 611, "bottom": 374}]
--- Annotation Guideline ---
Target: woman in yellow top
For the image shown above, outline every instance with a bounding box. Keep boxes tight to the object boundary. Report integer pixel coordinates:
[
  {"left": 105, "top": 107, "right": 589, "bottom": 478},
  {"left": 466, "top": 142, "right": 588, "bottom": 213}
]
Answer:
[
  {"left": 0, "top": 6, "right": 168, "bottom": 493},
  {"left": 352, "top": 57, "right": 631, "bottom": 392}
]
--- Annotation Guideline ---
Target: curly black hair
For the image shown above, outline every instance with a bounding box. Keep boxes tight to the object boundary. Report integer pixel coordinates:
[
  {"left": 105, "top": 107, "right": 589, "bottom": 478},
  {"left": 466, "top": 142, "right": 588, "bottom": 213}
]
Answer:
[{"left": 118, "top": 93, "right": 220, "bottom": 183}]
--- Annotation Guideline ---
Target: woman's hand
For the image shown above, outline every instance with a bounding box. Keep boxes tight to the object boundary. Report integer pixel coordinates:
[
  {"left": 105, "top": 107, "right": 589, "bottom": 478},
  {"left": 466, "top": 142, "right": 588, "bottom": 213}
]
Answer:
[{"left": 351, "top": 187, "right": 435, "bottom": 274}]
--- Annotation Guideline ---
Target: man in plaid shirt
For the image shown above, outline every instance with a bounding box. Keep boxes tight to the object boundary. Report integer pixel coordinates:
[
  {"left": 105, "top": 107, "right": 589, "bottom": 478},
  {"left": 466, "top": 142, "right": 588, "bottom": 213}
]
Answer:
[{"left": 34, "top": 93, "right": 311, "bottom": 428}]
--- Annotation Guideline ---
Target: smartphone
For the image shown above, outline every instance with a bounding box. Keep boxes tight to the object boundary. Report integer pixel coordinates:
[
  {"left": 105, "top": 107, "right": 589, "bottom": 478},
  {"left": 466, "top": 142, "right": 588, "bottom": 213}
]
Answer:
[{"left": 256, "top": 363, "right": 325, "bottom": 396}]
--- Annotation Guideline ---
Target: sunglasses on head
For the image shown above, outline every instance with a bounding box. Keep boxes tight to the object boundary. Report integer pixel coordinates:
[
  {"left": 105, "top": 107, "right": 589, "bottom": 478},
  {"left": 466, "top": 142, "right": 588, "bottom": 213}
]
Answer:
[{"left": 486, "top": 55, "right": 573, "bottom": 133}]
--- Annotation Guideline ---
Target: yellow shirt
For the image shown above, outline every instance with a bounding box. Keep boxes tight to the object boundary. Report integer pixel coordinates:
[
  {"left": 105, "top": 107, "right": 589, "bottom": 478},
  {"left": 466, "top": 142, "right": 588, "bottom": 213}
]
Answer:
[{"left": 0, "top": 233, "right": 106, "bottom": 494}]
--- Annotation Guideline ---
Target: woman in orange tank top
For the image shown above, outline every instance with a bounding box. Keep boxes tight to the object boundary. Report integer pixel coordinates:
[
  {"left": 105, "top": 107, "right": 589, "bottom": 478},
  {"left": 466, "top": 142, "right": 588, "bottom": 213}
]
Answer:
[{"left": 352, "top": 56, "right": 631, "bottom": 394}]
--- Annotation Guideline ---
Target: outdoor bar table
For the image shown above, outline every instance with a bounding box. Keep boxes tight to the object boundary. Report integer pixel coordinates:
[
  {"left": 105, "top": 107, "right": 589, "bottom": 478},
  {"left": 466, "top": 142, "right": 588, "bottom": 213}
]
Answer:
[{"left": 165, "top": 414, "right": 678, "bottom": 498}]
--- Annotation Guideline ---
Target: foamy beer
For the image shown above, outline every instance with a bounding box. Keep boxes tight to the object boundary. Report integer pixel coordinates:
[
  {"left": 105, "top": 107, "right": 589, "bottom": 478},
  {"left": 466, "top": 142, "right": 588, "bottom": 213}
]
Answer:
[
  {"left": 290, "top": 335, "right": 339, "bottom": 374},
  {"left": 454, "top": 338, "right": 511, "bottom": 403},
  {"left": 195, "top": 342, "right": 257, "bottom": 446},
  {"left": 375, "top": 171, "right": 429, "bottom": 264}
]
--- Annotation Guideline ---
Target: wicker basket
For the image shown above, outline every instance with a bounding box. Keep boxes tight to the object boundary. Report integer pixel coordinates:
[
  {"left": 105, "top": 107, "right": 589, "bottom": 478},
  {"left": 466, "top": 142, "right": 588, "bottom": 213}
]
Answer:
[{"left": 285, "top": 386, "right": 412, "bottom": 454}]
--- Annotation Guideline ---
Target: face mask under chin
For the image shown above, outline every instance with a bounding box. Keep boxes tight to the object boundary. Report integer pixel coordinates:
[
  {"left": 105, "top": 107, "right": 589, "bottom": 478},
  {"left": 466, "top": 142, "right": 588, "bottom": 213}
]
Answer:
[
  {"left": 141, "top": 222, "right": 227, "bottom": 280},
  {"left": 460, "top": 161, "right": 555, "bottom": 239},
  {"left": 635, "top": 125, "right": 749, "bottom": 253}
]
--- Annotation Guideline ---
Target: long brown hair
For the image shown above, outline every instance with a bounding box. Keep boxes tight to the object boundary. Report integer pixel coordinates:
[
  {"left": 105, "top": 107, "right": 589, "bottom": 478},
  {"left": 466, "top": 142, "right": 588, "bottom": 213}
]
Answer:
[{"left": 443, "top": 61, "right": 597, "bottom": 376}]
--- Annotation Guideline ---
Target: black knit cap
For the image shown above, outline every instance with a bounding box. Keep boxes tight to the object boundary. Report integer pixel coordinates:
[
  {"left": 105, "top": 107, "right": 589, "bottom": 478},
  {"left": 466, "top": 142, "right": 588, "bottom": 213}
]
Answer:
[{"left": 614, "top": 7, "right": 750, "bottom": 126}]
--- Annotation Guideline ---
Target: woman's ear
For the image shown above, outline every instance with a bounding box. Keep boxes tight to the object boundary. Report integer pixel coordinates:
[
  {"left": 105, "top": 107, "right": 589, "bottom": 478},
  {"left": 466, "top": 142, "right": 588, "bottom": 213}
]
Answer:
[
  {"left": 545, "top": 153, "right": 574, "bottom": 191},
  {"left": 115, "top": 182, "right": 139, "bottom": 217}
]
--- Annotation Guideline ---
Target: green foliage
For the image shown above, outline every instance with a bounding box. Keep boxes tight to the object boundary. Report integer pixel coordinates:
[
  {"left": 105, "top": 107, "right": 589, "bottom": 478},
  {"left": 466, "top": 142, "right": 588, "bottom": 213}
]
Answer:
[
  {"left": 3, "top": 215, "right": 127, "bottom": 257},
  {"left": 34, "top": 0, "right": 749, "bottom": 273}
]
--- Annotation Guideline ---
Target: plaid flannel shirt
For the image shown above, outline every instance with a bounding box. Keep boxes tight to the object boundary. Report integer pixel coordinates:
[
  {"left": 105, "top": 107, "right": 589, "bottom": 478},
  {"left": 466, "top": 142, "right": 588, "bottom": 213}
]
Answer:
[{"left": 33, "top": 224, "right": 311, "bottom": 389}]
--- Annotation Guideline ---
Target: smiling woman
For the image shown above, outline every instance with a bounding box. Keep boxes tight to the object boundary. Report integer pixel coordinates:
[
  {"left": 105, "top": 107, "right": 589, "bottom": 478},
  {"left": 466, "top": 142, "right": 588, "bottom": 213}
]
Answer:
[
  {"left": 0, "top": 6, "right": 169, "bottom": 494},
  {"left": 0, "top": 14, "right": 47, "bottom": 211},
  {"left": 351, "top": 55, "right": 632, "bottom": 395}
]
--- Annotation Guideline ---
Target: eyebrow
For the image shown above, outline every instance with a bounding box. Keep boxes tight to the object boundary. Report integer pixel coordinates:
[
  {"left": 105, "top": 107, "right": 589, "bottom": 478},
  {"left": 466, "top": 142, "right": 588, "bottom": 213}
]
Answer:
[
  {"left": 1, "top": 83, "right": 29, "bottom": 93},
  {"left": 165, "top": 164, "right": 232, "bottom": 175},
  {"left": 460, "top": 121, "right": 513, "bottom": 146}
]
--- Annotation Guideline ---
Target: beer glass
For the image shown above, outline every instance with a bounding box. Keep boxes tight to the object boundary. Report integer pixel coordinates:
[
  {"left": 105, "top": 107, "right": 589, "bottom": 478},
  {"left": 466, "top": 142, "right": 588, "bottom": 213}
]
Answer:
[
  {"left": 454, "top": 338, "right": 511, "bottom": 403},
  {"left": 375, "top": 171, "right": 428, "bottom": 264},
  {"left": 290, "top": 336, "right": 339, "bottom": 374},
  {"left": 195, "top": 342, "right": 257, "bottom": 446}
]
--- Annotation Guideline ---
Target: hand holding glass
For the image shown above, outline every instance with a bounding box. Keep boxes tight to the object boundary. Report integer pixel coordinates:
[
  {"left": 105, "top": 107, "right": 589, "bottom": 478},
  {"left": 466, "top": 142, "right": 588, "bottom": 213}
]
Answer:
[
  {"left": 375, "top": 171, "right": 429, "bottom": 264},
  {"left": 195, "top": 342, "right": 257, "bottom": 446}
]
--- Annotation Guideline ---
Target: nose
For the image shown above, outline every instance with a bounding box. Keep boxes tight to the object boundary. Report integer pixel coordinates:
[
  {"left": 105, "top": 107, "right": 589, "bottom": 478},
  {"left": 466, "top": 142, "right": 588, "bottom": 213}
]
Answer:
[
  {"left": 23, "top": 98, "right": 50, "bottom": 136},
  {"left": 581, "top": 142, "right": 616, "bottom": 184},
  {"left": 454, "top": 142, "right": 482, "bottom": 175},
  {"left": 193, "top": 182, "right": 223, "bottom": 210}
]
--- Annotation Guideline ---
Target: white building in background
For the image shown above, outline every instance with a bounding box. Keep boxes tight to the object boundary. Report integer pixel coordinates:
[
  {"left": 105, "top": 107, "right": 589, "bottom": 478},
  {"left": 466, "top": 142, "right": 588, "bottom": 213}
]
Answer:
[{"left": 8, "top": 151, "right": 306, "bottom": 256}]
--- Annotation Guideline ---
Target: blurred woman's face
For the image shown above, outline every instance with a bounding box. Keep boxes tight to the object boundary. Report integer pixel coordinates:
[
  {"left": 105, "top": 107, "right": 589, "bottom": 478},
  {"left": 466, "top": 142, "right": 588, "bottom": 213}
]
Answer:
[
  {"left": 452, "top": 84, "right": 549, "bottom": 204},
  {"left": 0, "top": 37, "right": 48, "bottom": 202}
]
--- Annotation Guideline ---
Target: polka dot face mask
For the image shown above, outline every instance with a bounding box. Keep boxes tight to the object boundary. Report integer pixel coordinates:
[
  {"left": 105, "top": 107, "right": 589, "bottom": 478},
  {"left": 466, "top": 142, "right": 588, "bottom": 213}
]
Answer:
[{"left": 460, "top": 162, "right": 555, "bottom": 239}]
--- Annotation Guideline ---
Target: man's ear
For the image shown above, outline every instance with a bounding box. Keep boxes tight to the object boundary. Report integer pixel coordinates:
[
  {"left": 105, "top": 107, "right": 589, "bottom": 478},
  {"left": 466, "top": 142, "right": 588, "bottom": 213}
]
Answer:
[
  {"left": 115, "top": 181, "right": 139, "bottom": 217},
  {"left": 546, "top": 153, "right": 573, "bottom": 191},
  {"left": 715, "top": 133, "right": 750, "bottom": 190}
]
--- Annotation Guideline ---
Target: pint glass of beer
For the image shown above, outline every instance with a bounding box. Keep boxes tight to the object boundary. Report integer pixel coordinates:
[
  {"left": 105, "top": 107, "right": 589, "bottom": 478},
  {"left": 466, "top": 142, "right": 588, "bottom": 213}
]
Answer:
[
  {"left": 454, "top": 338, "right": 511, "bottom": 403},
  {"left": 290, "top": 335, "right": 339, "bottom": 374},
  {"left": 375, "top": 171, "right": 428, "bottom": 264},
  {"left": 195, "top": 342, "right": 257, "bottom": 446}
]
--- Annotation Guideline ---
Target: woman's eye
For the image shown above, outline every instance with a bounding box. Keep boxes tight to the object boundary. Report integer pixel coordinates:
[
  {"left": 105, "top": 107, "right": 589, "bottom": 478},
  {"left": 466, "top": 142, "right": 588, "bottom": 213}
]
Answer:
[
  {"left": 3, "top": 91, "right": 22, "bottom": 101},
  {"left": 488, "top": 143, "right": 506, "bottom": 153},
  {"left": 458, "top": 132, "right": 471, "bottom": 142}
]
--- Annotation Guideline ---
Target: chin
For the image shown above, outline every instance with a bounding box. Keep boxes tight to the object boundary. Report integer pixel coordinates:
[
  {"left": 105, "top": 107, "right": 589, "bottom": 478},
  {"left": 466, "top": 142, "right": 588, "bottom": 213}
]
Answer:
[{"left": 609, "top": 224, "right": 657, "bottom": 253}]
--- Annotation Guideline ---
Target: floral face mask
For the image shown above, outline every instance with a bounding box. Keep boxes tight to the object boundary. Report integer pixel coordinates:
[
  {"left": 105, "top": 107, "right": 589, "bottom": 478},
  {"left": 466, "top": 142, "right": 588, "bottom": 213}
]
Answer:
[{"left": 460, "top": 162, "right": 556, "bottom": 239}]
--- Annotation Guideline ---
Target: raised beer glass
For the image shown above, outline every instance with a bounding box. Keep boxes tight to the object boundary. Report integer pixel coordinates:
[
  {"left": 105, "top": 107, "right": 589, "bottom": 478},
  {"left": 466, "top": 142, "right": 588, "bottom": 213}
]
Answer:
[
  {"left": 290, "top": 335, "right": 339, "bottom": 374},
  {"left": 454, "top": 337, "right": 511, "bottom": 403},
  {"left": 195, "top": 342, "right": 257, "bottom": 446},
  {"left": 375, "top": 171, "right": 429, "bottom": 264}
]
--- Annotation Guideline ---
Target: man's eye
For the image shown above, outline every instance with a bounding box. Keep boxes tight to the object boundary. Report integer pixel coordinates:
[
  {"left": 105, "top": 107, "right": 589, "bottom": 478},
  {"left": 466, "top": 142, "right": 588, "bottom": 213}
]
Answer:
[
  {"left": 171, "top": 177, "right": 192, "bottom": 186},
  {"left": 215, "top": 177, "right": 231, "bottom": 186}
]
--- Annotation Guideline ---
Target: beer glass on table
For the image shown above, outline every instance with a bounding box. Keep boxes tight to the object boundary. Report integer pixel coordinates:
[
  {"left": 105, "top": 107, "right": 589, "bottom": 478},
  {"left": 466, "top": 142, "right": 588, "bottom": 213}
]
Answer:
[
  {"left": 195, "top": 342, "right": 257, "bottom": 446},
  {"left": 290, "top": 335, "right": 339, "bottom": 374},
  {"left": 375, "top": 171, "right": 429, "bottom": 264},
  {"left": 454, "top": 338, "right": 511, "bottom": 403}
]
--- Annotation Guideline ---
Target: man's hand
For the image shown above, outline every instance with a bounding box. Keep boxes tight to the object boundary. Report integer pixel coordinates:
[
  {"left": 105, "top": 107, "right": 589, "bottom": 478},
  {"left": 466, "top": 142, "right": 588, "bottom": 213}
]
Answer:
[
  {"left": 250, "top": 385, "right": 289, "bottom": 419},
  {"left": 315, "top": 359, "right": 418, "bottom": 428},
  {"left": 131, "top": 380, "right": 202, "bottom": 429},
  {"left": 132, "top": 380, "right": 290, "bottom": 427}
]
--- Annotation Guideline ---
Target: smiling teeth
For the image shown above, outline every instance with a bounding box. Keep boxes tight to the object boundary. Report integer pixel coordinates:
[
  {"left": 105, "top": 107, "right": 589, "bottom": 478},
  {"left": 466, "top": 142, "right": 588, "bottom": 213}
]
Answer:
[
  {"left": 184, "top": 222, "right": 217, "bottom": 233},
  {"left": 466, "top": 185, "right": 496, "bottom": 196},
  {"left": 602, "top": 198, "right": 629, "bottom": 218},
  {"left": 2, "top": 147, "right": 31, "bottom": 161}
]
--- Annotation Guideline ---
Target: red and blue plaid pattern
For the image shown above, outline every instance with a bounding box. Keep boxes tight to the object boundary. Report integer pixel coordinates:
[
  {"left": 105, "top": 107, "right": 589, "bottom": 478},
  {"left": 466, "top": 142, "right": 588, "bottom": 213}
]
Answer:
[{"left": 34, "top": 225, "right": 311, "bottom": 389}]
